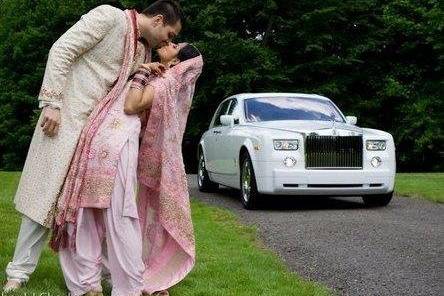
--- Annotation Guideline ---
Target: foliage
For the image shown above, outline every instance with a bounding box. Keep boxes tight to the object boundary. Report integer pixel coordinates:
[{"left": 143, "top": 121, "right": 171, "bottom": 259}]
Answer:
[{"left": 0, "top": 0, "right": 442, "bottom": 171}]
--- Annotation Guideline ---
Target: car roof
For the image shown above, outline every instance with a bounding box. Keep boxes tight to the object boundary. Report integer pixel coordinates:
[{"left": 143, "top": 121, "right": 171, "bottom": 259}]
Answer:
[{"left": 228, "top": 92, "right": 331, "bottom": 101}]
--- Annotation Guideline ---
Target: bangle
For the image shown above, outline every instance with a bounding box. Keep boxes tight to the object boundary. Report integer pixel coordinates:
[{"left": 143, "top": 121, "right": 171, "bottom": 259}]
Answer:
[
  {"left": 130, "top": 68, "right": 151, "bottom": 90},
  {"left": 138, "top": 67, "right": 151, "bottom": 76}
]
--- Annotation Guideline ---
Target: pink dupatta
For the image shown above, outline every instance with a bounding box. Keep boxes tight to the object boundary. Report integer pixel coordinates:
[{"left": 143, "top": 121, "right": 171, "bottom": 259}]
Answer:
[
  {"left": 50, "top": 9, "right": 148, "bottom": 251},
  {"left": 137, "top": 54, "right": 203, "bottom": 294}
]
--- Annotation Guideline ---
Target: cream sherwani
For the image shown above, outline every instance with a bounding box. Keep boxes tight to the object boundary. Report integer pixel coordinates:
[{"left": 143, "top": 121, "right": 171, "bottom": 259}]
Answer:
[{"left": 13, "top": 5, "right": 148, "bottom": 228}]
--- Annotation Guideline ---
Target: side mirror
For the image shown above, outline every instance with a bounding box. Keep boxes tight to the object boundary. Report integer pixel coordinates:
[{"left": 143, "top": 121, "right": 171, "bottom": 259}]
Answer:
[
  {"left": 220, "top": 115, "right": 235, "bottom": 127},
  {"left": 346, "top": 116, "right": 357, "bottom": 125}
]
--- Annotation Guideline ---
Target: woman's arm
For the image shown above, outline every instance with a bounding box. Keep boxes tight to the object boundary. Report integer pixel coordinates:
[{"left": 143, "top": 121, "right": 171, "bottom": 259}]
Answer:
[
  {"left": 124, "top": 87, "right": 143, "bottom": 114},
  {"left": 124, "top": 63, "right": 165, "bottom": 115},
  {"left": 124, "top": 85, "right": 155, "bottom": 115}
]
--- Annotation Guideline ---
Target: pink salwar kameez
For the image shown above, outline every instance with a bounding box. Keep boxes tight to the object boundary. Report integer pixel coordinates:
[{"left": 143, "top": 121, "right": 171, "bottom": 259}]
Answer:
[
  {"left": 50, "top": 34, "right": 203, "bottom": 294},
  {"left": 59, "top": 130, "right": 144, "bottom": 296}
]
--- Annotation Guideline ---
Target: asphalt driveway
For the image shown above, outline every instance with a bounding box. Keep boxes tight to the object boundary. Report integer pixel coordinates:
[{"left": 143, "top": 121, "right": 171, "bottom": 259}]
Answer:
[{"left": 187, "top": 174, "right": 443, "bottom": 296}]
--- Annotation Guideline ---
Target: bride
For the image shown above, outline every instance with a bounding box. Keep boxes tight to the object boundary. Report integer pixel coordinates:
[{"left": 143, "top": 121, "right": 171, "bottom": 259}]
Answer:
[{"left": 50, "top": 42, "right": 203, "bottom": 296}]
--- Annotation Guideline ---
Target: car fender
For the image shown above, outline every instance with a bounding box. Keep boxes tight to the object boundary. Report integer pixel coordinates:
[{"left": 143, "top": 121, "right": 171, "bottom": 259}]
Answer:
[{"left": 238, "top": 137, "right": 262, "bottom": 179}]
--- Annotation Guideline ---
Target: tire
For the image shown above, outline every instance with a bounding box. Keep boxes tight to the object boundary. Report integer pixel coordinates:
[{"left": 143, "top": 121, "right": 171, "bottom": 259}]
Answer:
[
  {"left": 197, "top": 149, "right": 219, "bottom": 192},
  {"left": 240, "top": 152, "right": 260, "bottom": 209},
  {"left": 362, "top": 192, "right": 393, "bottom": 207}
]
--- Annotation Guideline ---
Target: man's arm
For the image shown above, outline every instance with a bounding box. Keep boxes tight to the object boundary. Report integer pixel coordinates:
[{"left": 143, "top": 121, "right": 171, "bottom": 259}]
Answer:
[{"left": 38, "top": 5, "right": 119, "bottom": 136}]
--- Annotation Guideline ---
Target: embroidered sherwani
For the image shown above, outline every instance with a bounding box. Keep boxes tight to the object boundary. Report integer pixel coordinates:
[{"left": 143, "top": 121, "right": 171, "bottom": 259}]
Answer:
[{"left": 14, "top": 4, "right": 149, "bottom": 227}]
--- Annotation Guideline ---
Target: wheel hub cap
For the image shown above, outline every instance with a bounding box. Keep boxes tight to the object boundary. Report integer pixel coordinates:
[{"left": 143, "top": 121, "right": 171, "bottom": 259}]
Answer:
[
  {"left": 198, "top": 155, "right": 205, "bottom": 186},
  {"left": 242, "top": 161, "right": 251, "bottom": 202}
]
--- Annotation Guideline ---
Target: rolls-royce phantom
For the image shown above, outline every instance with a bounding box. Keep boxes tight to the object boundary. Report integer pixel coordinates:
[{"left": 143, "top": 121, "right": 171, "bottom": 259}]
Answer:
[{"left": 197, "top": 93, "right": 396, "bottom": 209}]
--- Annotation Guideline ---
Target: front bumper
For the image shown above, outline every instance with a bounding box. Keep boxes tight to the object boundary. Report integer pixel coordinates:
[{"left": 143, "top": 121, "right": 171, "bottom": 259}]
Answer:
[{"left": 255, "top": 167, "right": 395, "bottom": 195}]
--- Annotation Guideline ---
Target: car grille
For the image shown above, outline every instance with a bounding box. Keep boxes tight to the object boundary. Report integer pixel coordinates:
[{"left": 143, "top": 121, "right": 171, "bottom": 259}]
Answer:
[{"left": 305, "top": 135, "right": 363, "bottom": 169}]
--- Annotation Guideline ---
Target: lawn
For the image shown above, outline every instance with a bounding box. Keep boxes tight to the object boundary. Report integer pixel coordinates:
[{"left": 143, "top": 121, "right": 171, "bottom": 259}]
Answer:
[
  {"left": 395, "top": 173, "right": 443, "bottom": 203},
  {"left": 0, "top": 172, "right": 330, "bottom": 296}
]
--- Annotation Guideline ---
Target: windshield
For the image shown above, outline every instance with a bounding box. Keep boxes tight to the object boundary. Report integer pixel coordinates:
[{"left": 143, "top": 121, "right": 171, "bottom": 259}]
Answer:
[{"left": 244, "top": 97, "right": 345, "bottom": 123}]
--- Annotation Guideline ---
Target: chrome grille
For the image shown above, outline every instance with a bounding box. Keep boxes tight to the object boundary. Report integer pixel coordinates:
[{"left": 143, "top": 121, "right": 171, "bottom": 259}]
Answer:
[{"left": 305, "top": 135, "right": 363, "bottom": 169}]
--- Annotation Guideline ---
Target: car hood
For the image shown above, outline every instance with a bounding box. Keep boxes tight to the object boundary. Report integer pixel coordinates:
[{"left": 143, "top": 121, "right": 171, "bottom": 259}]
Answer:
[{"left": 244, "top": 120, "right": 363, "bottom": 136}]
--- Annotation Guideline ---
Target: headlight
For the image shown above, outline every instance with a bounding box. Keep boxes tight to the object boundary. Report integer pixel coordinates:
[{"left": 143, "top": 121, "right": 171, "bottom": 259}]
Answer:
[
  {"left": 273, "top": 139, "right": 299, "bottom": 150},
  {"left": 366, "top": 140, "right": 386, "bottom": 151}
]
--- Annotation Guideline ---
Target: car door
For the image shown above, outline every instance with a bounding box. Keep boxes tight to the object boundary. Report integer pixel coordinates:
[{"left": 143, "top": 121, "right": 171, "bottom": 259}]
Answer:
[
  {"left": 205, "top": 99, "right": 231, "bottom": 173},
  {"left": 216, "top": 98, "right": 239, "bottom": 176}
]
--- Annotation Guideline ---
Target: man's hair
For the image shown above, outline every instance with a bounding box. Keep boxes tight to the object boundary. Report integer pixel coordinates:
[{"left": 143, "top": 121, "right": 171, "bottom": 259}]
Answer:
[{"left": 142, "top": 0, "right": 184, "bottom": 26}]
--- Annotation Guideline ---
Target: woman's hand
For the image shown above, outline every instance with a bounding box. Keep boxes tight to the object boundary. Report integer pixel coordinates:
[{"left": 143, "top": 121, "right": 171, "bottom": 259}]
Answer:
[{"left": 139, "top": 62, "right": 166, "bottom": 76}]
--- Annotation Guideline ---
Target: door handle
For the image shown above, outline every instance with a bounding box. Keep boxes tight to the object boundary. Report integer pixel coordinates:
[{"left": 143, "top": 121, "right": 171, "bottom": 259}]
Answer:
[{"left": 213, "top": 130, "right": 222, "bottom": 134}]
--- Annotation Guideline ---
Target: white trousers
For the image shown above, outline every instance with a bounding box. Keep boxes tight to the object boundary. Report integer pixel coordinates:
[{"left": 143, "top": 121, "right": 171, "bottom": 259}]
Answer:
[
  {"left": 5, "top": 216, "right": 112, "bottom": 284},
  {"left": 5, "top": 215, "right": 49, "bottom": 282}
]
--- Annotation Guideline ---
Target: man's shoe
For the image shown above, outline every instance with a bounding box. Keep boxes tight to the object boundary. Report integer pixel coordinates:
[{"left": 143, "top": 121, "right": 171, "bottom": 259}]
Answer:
[{"left": 3, "top": 279, "right": 22, "bottom": 293}]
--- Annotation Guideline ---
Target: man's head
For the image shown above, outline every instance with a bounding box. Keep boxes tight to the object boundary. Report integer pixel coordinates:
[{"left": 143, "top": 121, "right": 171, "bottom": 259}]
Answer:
[{"left": 139, "top": 0, "right": 184, "bottom": 49}]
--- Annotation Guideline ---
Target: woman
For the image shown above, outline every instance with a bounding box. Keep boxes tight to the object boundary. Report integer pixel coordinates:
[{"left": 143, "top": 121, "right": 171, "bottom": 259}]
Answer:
[
  {"left": 126, "top": 42, "right": 202, "bottom": 296},
  {"left": 50, "top": 42, "right": 203, "bottom": 296}
]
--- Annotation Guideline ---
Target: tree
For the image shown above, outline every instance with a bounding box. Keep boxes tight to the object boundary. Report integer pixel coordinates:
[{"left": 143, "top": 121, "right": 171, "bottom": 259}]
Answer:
[{"left": 0, "top": 0, "right": 441, "bottom": 171}]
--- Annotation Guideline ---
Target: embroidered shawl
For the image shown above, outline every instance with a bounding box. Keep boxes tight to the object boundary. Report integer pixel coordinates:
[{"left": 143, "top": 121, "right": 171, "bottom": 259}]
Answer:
[
  {"left": 50, "top": 9, "right": 149, "bottom": 251},
  {"left": 137, "top": 54, "right": 203, "bottom": 294}
]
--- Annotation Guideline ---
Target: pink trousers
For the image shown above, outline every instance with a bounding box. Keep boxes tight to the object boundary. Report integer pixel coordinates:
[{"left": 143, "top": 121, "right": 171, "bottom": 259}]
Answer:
[{"left": 59, "top": 133, "right": 144, "bottom": 296}]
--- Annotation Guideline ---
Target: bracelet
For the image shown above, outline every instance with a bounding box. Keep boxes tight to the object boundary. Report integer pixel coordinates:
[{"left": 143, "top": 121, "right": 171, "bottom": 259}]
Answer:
[{"left": 130, "top": 68, "right": 151, "bottom": 90}]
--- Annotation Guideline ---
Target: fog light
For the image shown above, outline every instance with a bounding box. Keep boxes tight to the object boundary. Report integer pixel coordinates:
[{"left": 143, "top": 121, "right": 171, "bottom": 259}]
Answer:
[
  {"left": 370, "top": 156, "right": 382, "bottom": 167},
  {"left": 283, "top": 157, "right": 297, "bottom": 167}
]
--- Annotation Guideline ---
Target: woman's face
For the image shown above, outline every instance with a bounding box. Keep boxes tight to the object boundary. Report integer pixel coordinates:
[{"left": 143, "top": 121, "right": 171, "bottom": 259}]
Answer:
[{"left": 157, "top": 42, "right": 180, "bottom": 63}]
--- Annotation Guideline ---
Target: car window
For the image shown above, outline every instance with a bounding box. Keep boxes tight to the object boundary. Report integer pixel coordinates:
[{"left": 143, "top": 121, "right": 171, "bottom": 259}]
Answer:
[
  {"left": 243, "top": 97, "right": 346, "bottom": 123},
  {"left": 213, "top": 99, "right": 231, "bottom": 127},
  {"left": 227, "top": 99, "right": 238, "bottom": 115}
]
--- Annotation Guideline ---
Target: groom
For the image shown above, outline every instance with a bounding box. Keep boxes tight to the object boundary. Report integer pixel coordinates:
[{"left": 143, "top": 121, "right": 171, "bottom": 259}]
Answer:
[{"left": 4, "top": 0, "right": 183, "bottom": 292}]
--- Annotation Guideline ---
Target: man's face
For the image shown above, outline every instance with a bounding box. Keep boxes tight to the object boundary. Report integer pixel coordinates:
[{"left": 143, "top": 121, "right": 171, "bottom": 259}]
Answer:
[{"left": 151, "top": 15, "right": 182, "bottom": 49}]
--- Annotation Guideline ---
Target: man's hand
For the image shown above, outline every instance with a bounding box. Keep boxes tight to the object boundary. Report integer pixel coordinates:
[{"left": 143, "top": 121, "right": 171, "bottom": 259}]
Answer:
[{"left": 40, "top": 106, "right": 61, "bottom": 137}]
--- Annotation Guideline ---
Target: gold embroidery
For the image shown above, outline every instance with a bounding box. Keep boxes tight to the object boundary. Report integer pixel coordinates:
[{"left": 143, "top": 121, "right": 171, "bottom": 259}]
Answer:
[
  {"left": 159, "top": 189, "right": 195, "bottom": 245},
  {"left": 110, "top": 118, "right": 122, "bottom": 129},
  {"left": 39, "top": 86, "right": 62, "bottom": 101},
  {"left": 99, "top": 150, "right": 109, "bottom": 159},
  {"left": 82, "top": 176, "right": 115, "bottom": 202},
  {"left": 43, "top": 199, "right": 58, "bottom": 227},
  {"left": 140, "top": 160, "right": 161, "bottom": 178}
]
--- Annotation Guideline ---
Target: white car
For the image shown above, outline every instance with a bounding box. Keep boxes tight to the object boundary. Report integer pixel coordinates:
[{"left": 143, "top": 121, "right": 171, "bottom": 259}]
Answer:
[{"left": 197, "top": 93, "right": 396, "bottom": 209}]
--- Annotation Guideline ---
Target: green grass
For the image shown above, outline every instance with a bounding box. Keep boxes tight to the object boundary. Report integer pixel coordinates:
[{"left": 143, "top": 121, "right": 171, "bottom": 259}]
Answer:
[
  {"left": 395, "top": 173, "right": 444, "bottom": 203},
  {"left": 0, "top": 172, "right": 330, "bottom": 296}
]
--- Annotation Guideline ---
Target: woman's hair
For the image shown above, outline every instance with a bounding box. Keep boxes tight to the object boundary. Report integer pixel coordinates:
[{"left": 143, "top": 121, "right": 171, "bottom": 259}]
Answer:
[{"left": 177, "top": 44, "right": 201, "bottom": 62}]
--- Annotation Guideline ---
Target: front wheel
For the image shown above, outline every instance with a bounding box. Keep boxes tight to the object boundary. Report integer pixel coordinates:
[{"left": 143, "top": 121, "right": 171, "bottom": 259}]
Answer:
[
  {"left": 362, "top": 192, "right": 393, "bottom": 207},
  {"left": 240, "top": 153, "right": 260, "bottom": 209},
  {"left": 197, "top": 150, "right": 219, "bottom": 192}
]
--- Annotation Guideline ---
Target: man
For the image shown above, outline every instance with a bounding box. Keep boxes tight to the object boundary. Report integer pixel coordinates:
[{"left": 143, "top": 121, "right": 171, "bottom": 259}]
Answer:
[{"left": 4, "top": 0, "right": 183, "bottom": 292}]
